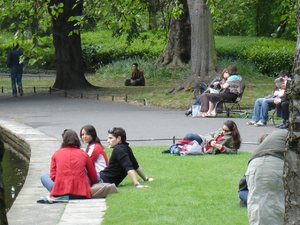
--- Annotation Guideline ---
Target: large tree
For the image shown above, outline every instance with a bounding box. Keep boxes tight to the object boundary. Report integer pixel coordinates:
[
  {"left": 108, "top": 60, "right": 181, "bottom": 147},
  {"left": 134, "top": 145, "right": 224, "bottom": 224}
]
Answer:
[
  {"left": 156, "top": 0, "right": 190, "bottom": 67},
  {"left": 283, "top": 0, "right": 300, "bottom": 223},
  {"left": 165, "top": 0, "right": 217, "bottom": 93},
  {"left": 49, "top": 0, "right": 93, "bottom": 89}
]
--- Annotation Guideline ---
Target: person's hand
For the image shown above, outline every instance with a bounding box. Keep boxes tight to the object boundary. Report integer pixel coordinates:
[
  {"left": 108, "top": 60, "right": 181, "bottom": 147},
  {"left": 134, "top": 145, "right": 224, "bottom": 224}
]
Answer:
[
  {"left": 274, "top": 98, "right": 281, "bottom": 105},
  {"left": 145, "top": 177, "right": 154, "bottom": 182},
  {"left": 211, "top": 141, "right": 216, "bottom": 147},
  {"left": 216, "top": 144, "right": 222, "bottom": 150},
  {"left": 135, "top": 183, "right": 149, "bottom": 188}
]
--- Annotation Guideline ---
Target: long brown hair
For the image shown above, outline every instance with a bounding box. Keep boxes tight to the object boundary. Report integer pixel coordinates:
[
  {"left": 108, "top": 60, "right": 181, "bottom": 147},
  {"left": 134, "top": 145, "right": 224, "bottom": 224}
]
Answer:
[
  {"left": 224, "top": 120, "right": 241, "bottom": 149},
  {"left": 61, "top": 129, "right": 81, "bottom": 148},
  {"left": 80, "top": 124, "right": 102, "bottom": 146}
]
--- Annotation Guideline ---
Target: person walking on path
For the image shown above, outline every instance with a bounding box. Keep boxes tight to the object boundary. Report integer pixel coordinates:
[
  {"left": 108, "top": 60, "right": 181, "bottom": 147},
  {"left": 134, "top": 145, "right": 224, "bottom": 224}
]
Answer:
[
  {"left": 6, "top": 44, "right": 24, "bottom": 97},
  {"left": 99, "top": 127, "right": 153, "bottom": 188}
]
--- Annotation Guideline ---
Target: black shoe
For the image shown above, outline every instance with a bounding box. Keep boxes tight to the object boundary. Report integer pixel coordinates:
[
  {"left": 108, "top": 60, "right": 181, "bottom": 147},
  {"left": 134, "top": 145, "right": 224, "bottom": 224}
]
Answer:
[
  {"left": 161, "top": 149, "right": 170, "bottom": 154},
  {"left": 185, "top": 109, "right": 192, "bottom": 116},
  {"left": 275, "top": 123, "right": 284, "bottom": 128}
]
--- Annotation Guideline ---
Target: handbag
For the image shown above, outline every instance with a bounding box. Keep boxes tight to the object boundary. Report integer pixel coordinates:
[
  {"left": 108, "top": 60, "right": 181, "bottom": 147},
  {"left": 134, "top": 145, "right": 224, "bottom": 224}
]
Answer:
[
  {"left": 192, "top": 104, "right": 201, "bottom": 117},
  {"left": 90, "top": 183, "right": 118, "bottom": 198}
]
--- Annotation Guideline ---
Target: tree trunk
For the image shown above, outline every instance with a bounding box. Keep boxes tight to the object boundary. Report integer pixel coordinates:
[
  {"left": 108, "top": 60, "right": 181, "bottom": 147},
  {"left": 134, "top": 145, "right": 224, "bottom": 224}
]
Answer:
[
  {"left": 49, "top": 0, "right": 94, "bottom": 89},
  {"left": 283, "top": 2, "right": 300, "bottom": 224},
  {"left": 156, "top": 0, "right": 190, "bottom": 67},
  {"left": 256, "top": 0, "right": 274, "bottom": 36},
  {"left": 148, "top": 0, "right": 159, "bottom": 30},
  {"left": 169, "top": 0, "right": 217, "bottom": 93}
]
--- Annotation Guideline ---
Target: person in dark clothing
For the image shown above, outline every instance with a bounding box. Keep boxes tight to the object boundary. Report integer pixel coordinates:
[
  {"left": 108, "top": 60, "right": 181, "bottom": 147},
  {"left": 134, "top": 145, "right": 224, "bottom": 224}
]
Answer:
[
  {"left": 124, "top": 63, "right": 145, "bottom": 86},
  {"left": 100, "top": 127, "right": 153, "bottom": 188},
  {"left": 6, "top": 44, "right": 24, "bottom": 97}
]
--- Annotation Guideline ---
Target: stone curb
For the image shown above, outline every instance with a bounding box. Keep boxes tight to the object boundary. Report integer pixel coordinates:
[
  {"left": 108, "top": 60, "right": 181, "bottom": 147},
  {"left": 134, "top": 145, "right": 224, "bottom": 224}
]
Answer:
[{"left": 0, "top": 119, "right": 106, "bottom": 225}]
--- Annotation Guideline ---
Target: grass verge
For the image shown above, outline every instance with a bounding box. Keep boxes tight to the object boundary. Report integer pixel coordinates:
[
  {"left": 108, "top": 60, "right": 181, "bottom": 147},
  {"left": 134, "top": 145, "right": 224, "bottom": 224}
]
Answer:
[
  {"left": 0, "top": 58, "right": 275, "bottom": 110},
  {"left": 102, "top": 146, "right": 249, "bottom": 225}
]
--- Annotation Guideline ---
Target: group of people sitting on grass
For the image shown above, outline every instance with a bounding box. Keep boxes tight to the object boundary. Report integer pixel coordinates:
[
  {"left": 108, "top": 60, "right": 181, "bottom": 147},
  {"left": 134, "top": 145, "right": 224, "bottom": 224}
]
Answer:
[
  {"left": 39, "top": 125, "right": 154, "bottom": 203},
  {"left": 185, "top": 64, "right": 244, "bottom": 118}
]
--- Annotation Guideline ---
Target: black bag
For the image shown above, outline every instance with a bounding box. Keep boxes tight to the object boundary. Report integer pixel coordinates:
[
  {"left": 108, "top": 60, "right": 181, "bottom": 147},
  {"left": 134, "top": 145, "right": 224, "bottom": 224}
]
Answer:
[{"left": 238, "top": 175, "right": 248, "bottom": 191}]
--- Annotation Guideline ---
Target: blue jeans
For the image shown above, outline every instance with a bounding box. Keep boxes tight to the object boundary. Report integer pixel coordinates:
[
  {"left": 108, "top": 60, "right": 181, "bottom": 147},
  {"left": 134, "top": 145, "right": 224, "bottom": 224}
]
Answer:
[
  {"left": 11, "top": 73, "right": 22, "bottom": 97},
  {"left": 251, "top": 98, "right": 276, "bottom": 123},
  {"left": 239, "top": 189, "right": 248, "bottom": 206},
  {"left": 40, "top": 172, "right": 54, "bottom": 192},
  {"left": 183, "top": 133, "right": 203, "bottom": 145}
]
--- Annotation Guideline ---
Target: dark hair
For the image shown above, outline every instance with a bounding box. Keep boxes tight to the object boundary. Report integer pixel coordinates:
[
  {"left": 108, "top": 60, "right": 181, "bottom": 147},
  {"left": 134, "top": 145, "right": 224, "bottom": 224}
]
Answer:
[
  {"left": 61, "top": 129, "right": 81, "bottom": 148},
  {"left": 224, "top": 120, "right": 241, "bottom": 149},
  {"left": 132, "top": 63, "right": 138, "bottom": 67},
  {"left": 227, "top": 65, "right": 238, "bottom": 75},
  {"left": 80, "top": 124, "right": 102, "bottom": 145},
  {"left": 277, "top": 70, "right": 291, "bottom": 78},
  {"left": 108, "top": 127, "right": 127, "bottom": 143},
  {"left": 274, "top": 77, "right": 285, "bottom": 84}
]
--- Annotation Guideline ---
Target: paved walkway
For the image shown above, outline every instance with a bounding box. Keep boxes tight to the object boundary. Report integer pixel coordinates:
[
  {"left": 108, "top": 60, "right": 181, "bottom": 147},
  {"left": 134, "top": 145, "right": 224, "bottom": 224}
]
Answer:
[{"left": 0, "top": 93, "right": 277, "bottom": 224}]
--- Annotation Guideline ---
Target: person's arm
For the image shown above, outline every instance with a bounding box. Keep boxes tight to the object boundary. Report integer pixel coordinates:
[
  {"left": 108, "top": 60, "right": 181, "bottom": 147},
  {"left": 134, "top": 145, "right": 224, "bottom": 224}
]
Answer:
[
  {"left": 50, "top": 155, "right": 56, "bottom": 181},
  {"left": 127, "top": 170, "right": 147, "bottom": 188},
  {"left": 86, "top": 156, "right": 98, "bottom": 184},
  {"left": 213, "top": 137, "right": 237, "bottom": 154},
  {"left": 88, "top": 145, "right": 100, "bottom": 163},
  {"left": 136, "top": 167, "right": 154, "bottom": 182}
]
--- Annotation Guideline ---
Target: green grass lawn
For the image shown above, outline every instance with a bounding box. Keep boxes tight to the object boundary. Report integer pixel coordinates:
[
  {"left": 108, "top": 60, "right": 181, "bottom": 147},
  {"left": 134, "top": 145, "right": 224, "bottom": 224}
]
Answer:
[
  {"left": 102, "top": 146, "right": 250, "bottom": 225},
  {"left": 0, "top": 58, "right": 275, "bottom": 110}
]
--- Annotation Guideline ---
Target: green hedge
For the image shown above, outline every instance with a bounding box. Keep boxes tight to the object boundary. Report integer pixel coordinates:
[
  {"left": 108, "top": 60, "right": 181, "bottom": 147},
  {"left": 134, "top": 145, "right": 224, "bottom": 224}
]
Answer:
[
  {"left": 0, "top": 30, "right": 296, "bottom": 75},
  {"left": 216, "top": 36, "right": 295, "bottom": 75}
]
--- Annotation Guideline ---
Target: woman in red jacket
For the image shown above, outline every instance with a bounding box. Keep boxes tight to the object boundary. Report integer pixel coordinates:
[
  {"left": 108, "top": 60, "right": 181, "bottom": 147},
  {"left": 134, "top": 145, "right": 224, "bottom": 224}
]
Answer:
[{"left": 40, "top": 129, "right": 97, "bottom": 200}]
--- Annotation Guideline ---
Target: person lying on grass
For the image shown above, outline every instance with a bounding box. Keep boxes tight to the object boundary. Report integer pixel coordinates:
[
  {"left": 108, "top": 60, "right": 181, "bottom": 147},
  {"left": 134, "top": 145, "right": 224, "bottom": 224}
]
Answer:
[
  {"left": 162, "top": 120, "right": 241, "bottom": 155},
  {"left": 99, "top": 127, "right": 154, "bottom": 188}
]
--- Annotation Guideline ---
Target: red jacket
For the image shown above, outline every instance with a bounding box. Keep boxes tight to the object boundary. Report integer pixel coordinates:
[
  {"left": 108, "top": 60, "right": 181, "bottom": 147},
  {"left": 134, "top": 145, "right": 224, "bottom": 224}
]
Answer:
[{"left": 50, "top": 145, "right": 97, "bottom": 198}]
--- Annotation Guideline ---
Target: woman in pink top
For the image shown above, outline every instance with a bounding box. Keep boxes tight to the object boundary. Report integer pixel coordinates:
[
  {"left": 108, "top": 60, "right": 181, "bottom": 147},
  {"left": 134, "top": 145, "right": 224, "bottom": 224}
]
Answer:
[{"left": 80, "top": 125, "right": 108, "bottom": 182}]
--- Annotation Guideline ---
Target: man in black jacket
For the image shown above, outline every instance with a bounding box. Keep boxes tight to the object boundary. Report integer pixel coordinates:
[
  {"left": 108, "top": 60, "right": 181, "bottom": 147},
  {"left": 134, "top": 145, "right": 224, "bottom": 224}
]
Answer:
[{"left": 100, "top": 127, "right": 153, "bottom": 188}]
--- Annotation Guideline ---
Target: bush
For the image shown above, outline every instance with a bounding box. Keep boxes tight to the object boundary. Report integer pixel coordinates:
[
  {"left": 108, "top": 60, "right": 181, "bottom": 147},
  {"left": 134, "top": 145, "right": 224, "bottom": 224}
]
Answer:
[
  {"left": 0, "top": 29, "right": 295, "bottom": 75},
  {"left": 216, "top": 36, "right": 295, "bottom": 75}
]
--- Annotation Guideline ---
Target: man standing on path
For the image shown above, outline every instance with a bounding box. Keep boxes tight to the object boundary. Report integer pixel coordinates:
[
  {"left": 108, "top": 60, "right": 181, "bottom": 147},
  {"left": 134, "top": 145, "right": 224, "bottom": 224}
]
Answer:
[{"left": 6, "top": 44, "right": 24, "bottom": 97}]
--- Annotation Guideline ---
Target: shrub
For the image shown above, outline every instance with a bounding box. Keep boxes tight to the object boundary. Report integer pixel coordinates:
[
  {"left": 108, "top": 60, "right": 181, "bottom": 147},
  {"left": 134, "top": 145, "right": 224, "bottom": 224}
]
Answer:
[{"left": 216, "top": 36, "right": 295, "bottom": 75}]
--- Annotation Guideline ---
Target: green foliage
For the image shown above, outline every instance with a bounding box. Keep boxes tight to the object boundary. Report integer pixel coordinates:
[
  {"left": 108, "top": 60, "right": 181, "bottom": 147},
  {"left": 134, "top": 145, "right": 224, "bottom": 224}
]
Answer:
[
  {"left": 208, "top": 0, "right": 297, "bottom": 39},
  {"left": 216, "top": 36, "right": 295, "bottom": 75},
  {"left": 81, "top": 29, "right": 166, "bottom": 72},
  {"left": 103, "top": 146, "right": 249, "bottom": 225}
]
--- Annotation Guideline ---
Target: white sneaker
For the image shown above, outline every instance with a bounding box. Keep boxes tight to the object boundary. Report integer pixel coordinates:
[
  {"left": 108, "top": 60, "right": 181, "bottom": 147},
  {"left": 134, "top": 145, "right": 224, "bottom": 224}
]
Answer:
[
  {"left": 246, "top": 121, "right": 256, "bottom": 125},
  {"left": 255, "top": 121, "right": 265, "bottom": 126}
]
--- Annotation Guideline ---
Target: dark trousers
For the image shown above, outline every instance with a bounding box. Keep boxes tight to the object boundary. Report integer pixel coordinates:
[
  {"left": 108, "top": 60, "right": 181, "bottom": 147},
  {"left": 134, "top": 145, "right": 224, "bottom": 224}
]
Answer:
[{"left": 277, "top": 101, "right": 289, "bottom": 122}]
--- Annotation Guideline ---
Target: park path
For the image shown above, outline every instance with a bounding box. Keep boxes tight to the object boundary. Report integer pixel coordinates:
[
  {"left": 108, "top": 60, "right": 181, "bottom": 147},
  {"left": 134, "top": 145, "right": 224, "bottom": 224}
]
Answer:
[{"left": 0, "top": 93, "right": 277, "bottom": 224}]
